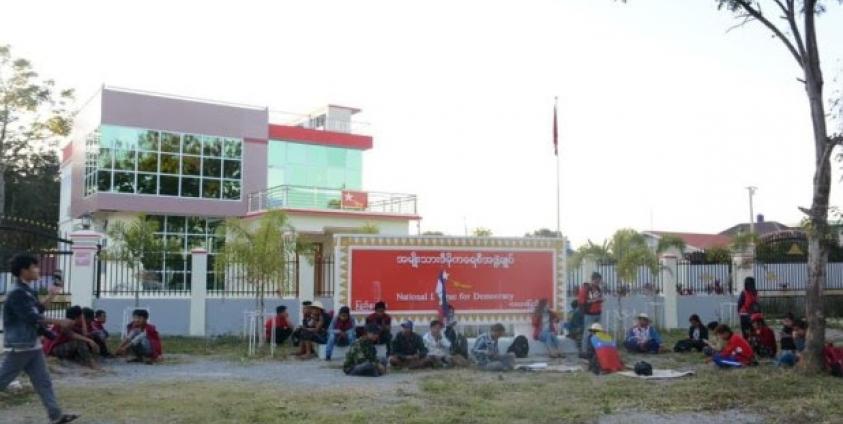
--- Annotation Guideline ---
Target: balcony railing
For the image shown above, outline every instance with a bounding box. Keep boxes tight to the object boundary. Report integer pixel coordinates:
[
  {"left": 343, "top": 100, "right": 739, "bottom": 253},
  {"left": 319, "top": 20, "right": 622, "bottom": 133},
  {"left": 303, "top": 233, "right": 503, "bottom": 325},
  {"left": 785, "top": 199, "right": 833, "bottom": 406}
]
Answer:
[
  {"left": 248, "top": 185, "right": 417, "bottom": 216},
  {"left": 269, "top": 110, "right": 371, "bottom": 135}
]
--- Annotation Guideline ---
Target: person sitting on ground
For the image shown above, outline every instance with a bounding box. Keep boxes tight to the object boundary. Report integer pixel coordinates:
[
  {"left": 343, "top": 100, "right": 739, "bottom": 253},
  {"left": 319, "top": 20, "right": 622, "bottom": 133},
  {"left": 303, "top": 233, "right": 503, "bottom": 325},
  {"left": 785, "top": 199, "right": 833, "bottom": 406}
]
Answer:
[
  {"left": 43, "top": 306, "right": 100, "bottom": 369},
  {"left": 84, "top": 308, "right": 110, "bottom": 357},
  {"left": 778, "top": 312, "right": 796, "bottom": 353},
  {"left": 778, "top": 319, "right": 807, "bottom": 367},
  {"left": 708, "top": 324, "right": 754, "bottom": 368},
  {"left": 297, "top": 301, "right": 327, "bottom": 359},
  {"left": 291, "top": 300, "right": 313, "bottom": 347},
  {"left": 674, "top": 314, "right": 708, "bottom": 353},
  {"left": 584, "top": 323, "right": 624, "bottom": 375},
  {"left": 325, "top": 306, "right": 356, "bottom": 361},
  {"left": 389, "top": 320, "right": 433, "bottom": 369},
  {"left": 471, "top": 323, "right": 515, "bottom": 371},
  {"left": 365, "top": 301, "right": 393, "bottom": 356},
  {"left": 564, "top": 300, "right": 584, "bottom": 343},
  {"left": 531, "top": 298, "right": 563, "bottom": 359},
  {"left": 264, "top": 305, "right": 292, "bottom": 346},
  {"left": 423, "top": 320, "right": 468, "bottom": 368},
  {"left": 624, "top": 313, "right": 662, "bottom": 354},
  {"left": 749, "top": 313, "right": 777, "bottom": 359},
  {"left": 703, "top": 321, "right": 722, "bottom": 356},
  {"left": 343, "top": 324, "right": 387, "bottom": 377},
  {"left": 115, "top": 309, "right": 162, "bottom": 364}
]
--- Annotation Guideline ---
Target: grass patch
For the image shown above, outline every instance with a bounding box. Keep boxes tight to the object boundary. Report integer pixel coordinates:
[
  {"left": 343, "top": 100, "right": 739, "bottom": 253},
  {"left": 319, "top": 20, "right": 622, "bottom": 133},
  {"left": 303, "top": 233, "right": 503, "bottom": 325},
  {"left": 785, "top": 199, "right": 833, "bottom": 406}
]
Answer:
[{"left": 105, "top": 335, "right": 299, "bottom": 362}]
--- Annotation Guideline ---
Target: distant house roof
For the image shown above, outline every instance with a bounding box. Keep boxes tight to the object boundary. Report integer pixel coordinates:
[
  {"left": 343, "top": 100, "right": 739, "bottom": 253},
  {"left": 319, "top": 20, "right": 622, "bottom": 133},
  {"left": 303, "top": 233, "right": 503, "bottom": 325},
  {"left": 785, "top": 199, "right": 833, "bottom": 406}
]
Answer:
[
  {"left": 719, "top": 221, "right": 791, "bottom": 237},
  {"left": 646, "top": 231, "right": 732, "bottom": 251}
]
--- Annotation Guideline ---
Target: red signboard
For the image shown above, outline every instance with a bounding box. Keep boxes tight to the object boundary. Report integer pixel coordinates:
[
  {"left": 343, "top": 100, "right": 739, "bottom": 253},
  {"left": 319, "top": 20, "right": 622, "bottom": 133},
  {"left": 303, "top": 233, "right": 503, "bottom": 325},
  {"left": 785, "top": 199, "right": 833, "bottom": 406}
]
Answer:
[
  {"left": 341, "top": 190, "right": 369, "bottom": 209},
  {"left": 349, "top": 249, "right": 555, "bottom": 313}
]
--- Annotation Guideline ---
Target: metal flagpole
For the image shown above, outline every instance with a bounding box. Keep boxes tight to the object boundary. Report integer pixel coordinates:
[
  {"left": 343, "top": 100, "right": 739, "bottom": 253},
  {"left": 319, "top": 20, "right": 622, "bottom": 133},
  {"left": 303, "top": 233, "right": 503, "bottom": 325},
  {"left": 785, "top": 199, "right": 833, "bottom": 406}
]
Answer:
[{"left": 555, "top": 96, "right": 568, "bottom": 318}]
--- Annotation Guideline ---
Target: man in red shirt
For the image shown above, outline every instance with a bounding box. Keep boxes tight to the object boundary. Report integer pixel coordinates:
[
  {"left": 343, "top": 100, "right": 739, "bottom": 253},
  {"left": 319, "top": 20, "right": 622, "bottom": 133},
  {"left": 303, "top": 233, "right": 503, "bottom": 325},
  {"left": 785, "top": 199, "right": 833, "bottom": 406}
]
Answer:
[
  {"left": 749, "top": 313, "right": 777, "bottom": 358},
  {"left": 578, "top": 272, "right": 604, "bottom": 356},
  {"left": 710, "top": 324, "right": 754, "bottom": 368},
  {"left": 365, "top": 301, "right": 393, "bottom": 356},
  {"left": 264, "top": 305, "right": 292, "bottom": 345}
]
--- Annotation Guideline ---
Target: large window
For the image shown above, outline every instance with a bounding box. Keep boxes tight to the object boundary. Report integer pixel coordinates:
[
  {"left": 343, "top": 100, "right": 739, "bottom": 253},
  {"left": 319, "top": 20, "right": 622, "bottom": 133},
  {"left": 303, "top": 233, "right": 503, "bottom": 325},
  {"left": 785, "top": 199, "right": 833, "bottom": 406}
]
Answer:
[
  {"left": 84, "top": 125, "right": 242, "bottom": 200},
  {"left": 145, "top": 215, "right": 224, "bottom": 290},
  {"left": 267, "top": 140, "right": 362, "bottom": 189}
]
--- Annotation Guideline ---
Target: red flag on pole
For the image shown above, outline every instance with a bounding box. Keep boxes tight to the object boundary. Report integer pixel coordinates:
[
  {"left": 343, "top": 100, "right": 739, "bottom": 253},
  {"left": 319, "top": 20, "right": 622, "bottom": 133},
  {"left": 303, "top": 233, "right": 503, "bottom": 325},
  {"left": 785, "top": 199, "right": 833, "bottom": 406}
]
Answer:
[{"left": 553, "top": 99, "right": 558, "bottom": 156}]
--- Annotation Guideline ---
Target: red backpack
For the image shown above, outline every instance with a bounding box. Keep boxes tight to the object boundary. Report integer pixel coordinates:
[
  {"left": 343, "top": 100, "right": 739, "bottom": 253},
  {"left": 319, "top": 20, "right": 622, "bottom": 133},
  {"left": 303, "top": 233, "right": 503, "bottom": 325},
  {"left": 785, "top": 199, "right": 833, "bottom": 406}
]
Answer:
[{"left": 823, "top": 343, "right": 843, "bottom": 377}]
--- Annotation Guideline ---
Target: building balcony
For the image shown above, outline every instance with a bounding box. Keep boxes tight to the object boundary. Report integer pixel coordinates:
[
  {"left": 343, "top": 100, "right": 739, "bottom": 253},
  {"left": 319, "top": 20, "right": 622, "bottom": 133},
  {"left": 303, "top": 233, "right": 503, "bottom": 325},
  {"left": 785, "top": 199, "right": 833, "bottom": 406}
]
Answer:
[{"left": 247, "top": 185, "right": 418, "bottom": 217}]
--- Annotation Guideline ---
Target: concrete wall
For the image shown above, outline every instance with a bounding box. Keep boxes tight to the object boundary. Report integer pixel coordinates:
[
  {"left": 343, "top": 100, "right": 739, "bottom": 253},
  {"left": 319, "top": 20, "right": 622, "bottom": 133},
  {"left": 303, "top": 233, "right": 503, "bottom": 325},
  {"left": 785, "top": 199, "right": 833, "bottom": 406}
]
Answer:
[
  {"left": 93, "top": 298, "right": 190, "bottom": 336},
  {"left": 677, "top": 295, "right": 738, "bottom": 325}
]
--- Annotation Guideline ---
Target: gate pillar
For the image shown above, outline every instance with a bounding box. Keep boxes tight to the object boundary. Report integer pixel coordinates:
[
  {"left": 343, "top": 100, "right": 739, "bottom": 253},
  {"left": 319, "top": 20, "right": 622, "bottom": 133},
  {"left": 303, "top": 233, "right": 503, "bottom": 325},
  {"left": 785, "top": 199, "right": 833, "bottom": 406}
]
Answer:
[{"left": 69, "top": 230, "right": 103, "bottom": 308}]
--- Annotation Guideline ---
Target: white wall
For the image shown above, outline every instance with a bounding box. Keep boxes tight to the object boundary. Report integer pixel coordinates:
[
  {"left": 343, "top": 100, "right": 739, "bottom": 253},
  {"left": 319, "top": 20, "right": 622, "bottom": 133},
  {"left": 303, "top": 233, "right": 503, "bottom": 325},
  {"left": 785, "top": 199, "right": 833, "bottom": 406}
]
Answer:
[{"left": 286, "top": 213, "right": 411, "bottom": 235}]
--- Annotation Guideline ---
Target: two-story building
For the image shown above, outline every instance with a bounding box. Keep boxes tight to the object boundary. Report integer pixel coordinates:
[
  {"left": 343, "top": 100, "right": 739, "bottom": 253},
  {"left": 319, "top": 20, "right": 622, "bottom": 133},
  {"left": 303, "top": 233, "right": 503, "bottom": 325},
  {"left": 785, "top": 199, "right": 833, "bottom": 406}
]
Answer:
[{"left": 60, "top": 86, "right": 420, "bottom": 302}]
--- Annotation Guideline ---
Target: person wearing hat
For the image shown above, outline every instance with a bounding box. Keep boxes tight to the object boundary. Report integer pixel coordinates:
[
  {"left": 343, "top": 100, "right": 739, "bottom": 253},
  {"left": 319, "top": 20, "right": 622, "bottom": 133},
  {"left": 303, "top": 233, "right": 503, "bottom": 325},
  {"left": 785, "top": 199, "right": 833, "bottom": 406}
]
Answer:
[
  {"left": 325, "top": 306, "right": 356, "bottom": 361},
  {"left": 623, "top": 313, "right": 662, "bottom": 354},
  {"left": 365, "top": 301, "right": 393, "bottom": 356},
  {"left": 583, "top": 322, "right": 622, "bottom": 374},
  {"left": 389, "top": 320, "right": 434, "bottom": 369},
  {"left": 749, "top": 313, "right": 777, "bottom": 359},
  {"left": 297, "top": 301, "right": 328, "bottom": 359},
  {"left": 577, "top": 272, "right": 604, "bottom": 356},
  {"left": 344, "top": 323, "right": 388, "bottom": 377}
]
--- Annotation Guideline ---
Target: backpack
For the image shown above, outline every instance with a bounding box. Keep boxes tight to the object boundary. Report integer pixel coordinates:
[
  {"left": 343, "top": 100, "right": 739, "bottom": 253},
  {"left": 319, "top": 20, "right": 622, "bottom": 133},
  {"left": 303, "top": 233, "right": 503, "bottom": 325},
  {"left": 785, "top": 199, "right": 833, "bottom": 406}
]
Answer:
[
  {"left": 824, "top": 344, "right": 843, "bottom": 377},
  {"left": 673, "top": 339, "right": 693, "bottom": 353},
  {"left": 634, "top": 361, "right": 653, "bottom": 376},
  {"left": 507, "top": 335, "right": 530, "bottom": 358}
]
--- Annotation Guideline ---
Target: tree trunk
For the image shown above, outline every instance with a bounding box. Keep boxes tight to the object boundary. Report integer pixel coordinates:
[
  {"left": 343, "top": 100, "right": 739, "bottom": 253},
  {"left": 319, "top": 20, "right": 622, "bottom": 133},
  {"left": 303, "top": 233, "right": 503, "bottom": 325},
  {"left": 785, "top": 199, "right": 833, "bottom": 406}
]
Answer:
[{"left": 800, "top": 13, "right": 831, "bottom": 373}]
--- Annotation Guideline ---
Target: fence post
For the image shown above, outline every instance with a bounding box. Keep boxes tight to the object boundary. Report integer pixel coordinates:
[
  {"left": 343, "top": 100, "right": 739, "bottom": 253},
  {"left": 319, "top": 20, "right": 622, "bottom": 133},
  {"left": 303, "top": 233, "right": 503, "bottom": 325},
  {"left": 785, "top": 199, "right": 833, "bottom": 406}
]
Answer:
[
  {"left": 69, "top": 230, "right": 103, "bottom": 308},
  {"left": 190, "top": 248, "right": 208, "bottom": 337},
  {"left": 660, "top": 254, "right": 679, "bottom": 330},
  {"left": 731, "top": 251, "right": 754, "bottom": 295}
]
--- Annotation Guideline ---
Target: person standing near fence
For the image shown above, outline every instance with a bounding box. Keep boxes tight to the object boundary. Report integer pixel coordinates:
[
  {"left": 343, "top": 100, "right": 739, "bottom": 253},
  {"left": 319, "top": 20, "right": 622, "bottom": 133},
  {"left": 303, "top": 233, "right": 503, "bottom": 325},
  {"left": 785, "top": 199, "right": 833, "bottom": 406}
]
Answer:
[
  {"left": 737, "top": 277, "right": 760, "bottom": 338},
  {"left": 0, "top": 254, "right": 80, "bottom": 424},
  {"left": 578, "top": 272, "right": 604, "bottom": 357}
]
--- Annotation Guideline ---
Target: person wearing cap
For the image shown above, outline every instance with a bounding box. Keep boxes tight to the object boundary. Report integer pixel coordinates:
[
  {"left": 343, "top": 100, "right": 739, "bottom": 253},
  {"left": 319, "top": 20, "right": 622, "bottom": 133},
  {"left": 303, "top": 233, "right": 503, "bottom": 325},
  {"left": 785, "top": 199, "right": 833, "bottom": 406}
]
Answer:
[
  {"left": 749, "top": 313, "right": 777, "bottom": 359},
  {"left": 325, "top": 306, "right": 356, "bottom": 361},
  {"left": 577, "top": 272, "right": 604, "bottom": 356},
  {"left": 297, "top": 301, "right": 328, "bottom": 359},
  {"left": 623, "top": 313, "right": 662, "bottom": 354},
  {"left": 365, "top": 301, "right": 393, "bottom": 356},
  {"left": 471, "top": 323, "right": 515, "bottom": 371},
  {"left": 264, "top": 305, "right": 292, "bottom": 346},
  {"left": 291, "top": 300, "right": 313, "bottom": 348},
  {"left": 343, "top": 324, "right": 387, "bottom": 377},
  {"left": 389, "top": 320, "right": 433, "bottom": 369},
  {"left": 423, "top": 320, "right": 468, "bottom": 368}
]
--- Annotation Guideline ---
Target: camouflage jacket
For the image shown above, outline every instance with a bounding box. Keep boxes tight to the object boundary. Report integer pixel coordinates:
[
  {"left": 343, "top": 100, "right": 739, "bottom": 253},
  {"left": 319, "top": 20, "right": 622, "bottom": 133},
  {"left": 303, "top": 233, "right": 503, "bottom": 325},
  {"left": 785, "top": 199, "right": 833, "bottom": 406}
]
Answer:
[{"left": 343, "top": 338, "right": 378, "bottom": 373}]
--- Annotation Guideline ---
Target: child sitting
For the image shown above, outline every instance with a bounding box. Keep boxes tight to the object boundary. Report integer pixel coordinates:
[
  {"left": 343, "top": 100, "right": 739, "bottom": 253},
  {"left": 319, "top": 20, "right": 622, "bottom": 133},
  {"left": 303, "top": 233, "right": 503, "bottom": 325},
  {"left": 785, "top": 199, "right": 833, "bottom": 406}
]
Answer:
[
  {"left": 778, "top": 319, "right": 806, "bottom": 367},
  {"left": 779, "top": 312, "right": 796, "bottom": 352},
  {"left": 86, "top": 308, "right": 110, "bottom": 357},
  {"left": 702, "top": 321, "right": 722, "bottom": 356},
  {"left": 115, "top": 309, "right": 162, "bottom": 363},
  {"left": 749, "top": 313, "right": 777, "bottom": 359},
  {"left": 264, "top": 305, "right": 292, "bottom": 345}
]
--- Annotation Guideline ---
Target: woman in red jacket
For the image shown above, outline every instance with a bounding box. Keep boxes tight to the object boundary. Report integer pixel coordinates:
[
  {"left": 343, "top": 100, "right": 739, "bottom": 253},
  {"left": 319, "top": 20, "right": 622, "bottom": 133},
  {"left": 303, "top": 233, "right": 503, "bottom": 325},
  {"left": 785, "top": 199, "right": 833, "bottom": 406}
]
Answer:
[
  {"left": 532, "top": 299, "right": 562, "bottom": 358},
  {"left": 737, "top": 277, "right": 759, "bottom": 338},
  {"left": 749, "top": 313, "right": 777, "bottom": 358},
  {"left": 710, "top": 324, "right": 755, "bottom": 368}
]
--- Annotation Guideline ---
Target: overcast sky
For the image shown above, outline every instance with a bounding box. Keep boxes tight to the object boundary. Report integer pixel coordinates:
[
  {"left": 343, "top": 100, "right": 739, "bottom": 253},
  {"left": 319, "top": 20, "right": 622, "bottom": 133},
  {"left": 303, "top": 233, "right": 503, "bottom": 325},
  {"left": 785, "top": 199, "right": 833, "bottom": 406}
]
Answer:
[{"left": 2, "top": 0, "right": 842, "bottom": 245}]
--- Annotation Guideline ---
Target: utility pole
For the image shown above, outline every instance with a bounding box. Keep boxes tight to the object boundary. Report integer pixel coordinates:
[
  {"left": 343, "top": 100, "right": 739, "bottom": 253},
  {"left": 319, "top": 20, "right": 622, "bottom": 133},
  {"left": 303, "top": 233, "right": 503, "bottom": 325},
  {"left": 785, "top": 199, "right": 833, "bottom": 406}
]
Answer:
[{"left": 746, "top": 186, "right": 757, "bottom": 234}]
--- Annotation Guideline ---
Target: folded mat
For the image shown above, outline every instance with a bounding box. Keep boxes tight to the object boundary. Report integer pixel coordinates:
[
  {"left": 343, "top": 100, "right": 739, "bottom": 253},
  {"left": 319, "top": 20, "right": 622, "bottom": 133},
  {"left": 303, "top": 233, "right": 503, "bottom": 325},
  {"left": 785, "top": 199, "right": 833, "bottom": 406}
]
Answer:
[
  {"left": 516, "top": 363, "right": 582, "bottom": 373},
  {"left": 617, "top": 369, "right": 695, "bottom": 380}
]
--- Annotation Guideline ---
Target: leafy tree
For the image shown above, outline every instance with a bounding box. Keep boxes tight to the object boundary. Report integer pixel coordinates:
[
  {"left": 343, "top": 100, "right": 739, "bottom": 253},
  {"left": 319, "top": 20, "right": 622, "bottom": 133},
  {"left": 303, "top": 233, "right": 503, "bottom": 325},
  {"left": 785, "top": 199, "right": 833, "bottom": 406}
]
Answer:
[
  {"left": 525, "top": 228, "right": 562, "bottom": 238},
  {"left": 569, "top": 239, "right": 613, "bottom": 268},
  {"left": 0, "top": 44, "right": 73, "bottom": 216},
  {"left": 214, "top": 210, "right": 295, "bottom": 342},
  {"left": 730, "top": 231, "right": 760, "bottom": 253},
  {"left": 656, "top": 234, "right": 687, "bottom": 255},
  {"left": 704, "top": 246, "right": 733, "bottom": 264},
  {"left": 472, "top": 227, "right": 493, "bottom": 237},
  {"left": 619, "top": 0, "right": 842, "bottom": 373}
]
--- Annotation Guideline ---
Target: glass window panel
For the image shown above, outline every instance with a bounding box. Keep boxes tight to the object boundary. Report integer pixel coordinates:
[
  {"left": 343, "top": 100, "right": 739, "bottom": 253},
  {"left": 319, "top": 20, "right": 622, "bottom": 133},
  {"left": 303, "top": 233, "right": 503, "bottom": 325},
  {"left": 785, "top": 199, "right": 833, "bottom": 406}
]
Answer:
[
  {"left": 345, "top": 170, "right": 362, "bottom": 190},
  {"left": 207, "top": 219, "right": 222, "bottom": 236},
  {"left": 98, "top": 148, "right": 113, "bottom": 169},
  {"left": 183, "top": 134, "right": 201, "bottom": 155},
  {"left": 326, "top": 168, "right": 346, "bottom": 189},
  {"left": 326, "top": 148, "right": 346, "bottom": 167},
  {"left": 165, "top": 254, "right": 186, "bottom": 272},
  {"left": 203, "top": 136, "right": 222, "bottom": 157},
  {"left": 202, "top": 179, "right": 221, "bottom": 199},
  {"left": 305, "top": 144, "right": 327, "bottom": 166},
  {"left": 306, "top": 168, "right": 326, "bottom": 187},
  {"left": 267, "top": 141, "right": 286, "bottom": 167},
  {"left": 187, "top": 217, "right": 205, "bottom": 234},
  {"left": 113, "top": 172, "right": 135, "bottom": 193},
  {"left": 138, "top": 130, "right": 159, "bottom": 151},
  {"left": 137, "top": 174, "right": 157, "bottom": 194},
  {"left": 160, "top": 154, "right": 180, "bottom": 174},
  {"left": 161, "top": 132, "right": 181, "bottom": 153},
  {"left": 166, "top": 216, "right": 185, "bottom": 233},
  {"left": 166, "top": 235, "right": 185, "bottom": 250},
  {"left": 203, "top": 158, "right": 221, "bottom": 178},
  {"left": 346, "top": 150, "right": 362, "bottom": 170},
  {"left": 98, "top": 127, "right": 113, "bottom": 148},
  {"left": 137, "top": 152, "right": 159, "bottom": 173},
  {"left": 267, "top": 168, "right": 285, "bottom": 188},
  {"left": 159, "top": 175, "right": 179, "bottom": 196},
  {"left": 181, "top": 177, "right": 200, "bottom": 197},
  {"left": 97, "top": 171, "right": 112, "bottom": 191},
  {"left": 102, "top": 125, "right": 138, "bottom": 150},
  {"left": 188, "top": 235, "right": 207, "bottom": 249},
  {"left": 223, "top": 160, "right": 241, "bottom": 179},
  {"left": 286, "top": 142, "right": 307, "bottom": 164},
  {"left": 222, "top": 181, "right": 241, "bottom": 200},
  {"left": 224, "top": 138, "right": 242, "bottom": 159},
  {"left": 287, "top": 166, "right": 307, "bottom": 185},
  {"left": 182, "top": 156, "right": 200, "bottom": 176},
  {"left": 113, "top": 150, "right": 136, "bottom": 171}
]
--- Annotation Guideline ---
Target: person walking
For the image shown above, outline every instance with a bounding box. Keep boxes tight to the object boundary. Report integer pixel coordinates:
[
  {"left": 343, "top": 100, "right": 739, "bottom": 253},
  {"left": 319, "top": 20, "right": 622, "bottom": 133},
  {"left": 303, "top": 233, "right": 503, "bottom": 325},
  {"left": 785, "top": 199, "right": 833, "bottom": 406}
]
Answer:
[
  {"left": 0, "top": 254, "right": 80, "bottom": 424},
  {"left": 578, "top": 272, "right": 604, "bottom": 357}
]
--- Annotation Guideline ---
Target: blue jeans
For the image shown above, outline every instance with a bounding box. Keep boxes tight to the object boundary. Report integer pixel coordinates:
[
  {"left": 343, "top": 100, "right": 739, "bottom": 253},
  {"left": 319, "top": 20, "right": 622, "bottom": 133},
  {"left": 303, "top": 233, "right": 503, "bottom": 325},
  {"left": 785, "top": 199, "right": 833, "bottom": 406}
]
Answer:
[
  {"left": 777, "top": 350, "right": 799, "bottom": 367},
  {"left": 326, "top": 329, "right": 357, "bottom": 359},
  {"left": 624, "top": 339, "right": 660, "bottom": 354},
  {"left": 713, "top": 353, "right": 743, "bottom": 368},
  {"left": 581, "top": 314, "right": 600, "bottom": 353},
  {"left": 539, "top": 329, "right": 560, "bottom": 351}
]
